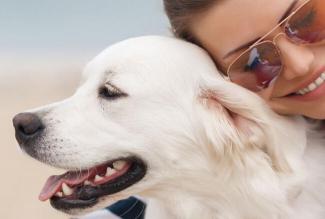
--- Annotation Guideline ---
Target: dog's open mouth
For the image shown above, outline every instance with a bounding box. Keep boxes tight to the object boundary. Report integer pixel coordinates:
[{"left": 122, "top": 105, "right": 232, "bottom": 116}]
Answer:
[{"left": 39, "top": 157, "right": 146, "bottom": 210}]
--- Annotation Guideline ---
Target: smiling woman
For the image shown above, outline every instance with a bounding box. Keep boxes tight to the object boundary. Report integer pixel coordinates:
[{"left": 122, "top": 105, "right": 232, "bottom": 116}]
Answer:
[{"left": 164, "top": 0, "right": 325, "bottom": 119}]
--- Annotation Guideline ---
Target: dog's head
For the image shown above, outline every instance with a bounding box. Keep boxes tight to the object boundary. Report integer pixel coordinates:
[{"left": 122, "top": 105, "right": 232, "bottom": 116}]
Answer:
[{"left": 13, "top": 36, "right": 306, "bottom": 215}]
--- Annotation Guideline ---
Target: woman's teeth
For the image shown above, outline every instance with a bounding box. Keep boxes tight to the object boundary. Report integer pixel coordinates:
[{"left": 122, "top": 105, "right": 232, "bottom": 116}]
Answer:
[{"left": 297, "top": 73, "right": 325, "bottom": 95}]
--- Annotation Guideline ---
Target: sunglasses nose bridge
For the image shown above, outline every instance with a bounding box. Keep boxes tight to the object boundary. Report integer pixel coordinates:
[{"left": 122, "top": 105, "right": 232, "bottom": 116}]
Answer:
[{"left": 272, "top": 32, "right": 286, "bottom": 45}]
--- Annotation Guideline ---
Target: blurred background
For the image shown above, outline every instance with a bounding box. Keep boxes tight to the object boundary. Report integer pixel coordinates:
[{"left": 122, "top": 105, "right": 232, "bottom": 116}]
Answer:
[{"left": 0, "top": 0, "right": 169, "bottom": 218}]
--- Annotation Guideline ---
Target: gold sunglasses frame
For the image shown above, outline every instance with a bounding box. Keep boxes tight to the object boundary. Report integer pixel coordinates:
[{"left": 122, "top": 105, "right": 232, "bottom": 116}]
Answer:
[{"left": 225, "top": 0, "right": 313, "bottom": 89}]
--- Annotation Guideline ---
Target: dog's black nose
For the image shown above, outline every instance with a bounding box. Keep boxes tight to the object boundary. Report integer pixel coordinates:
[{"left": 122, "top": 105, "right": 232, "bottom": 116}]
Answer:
[{"left": 13, "top": 113, "right": 44, "bottom": 144}]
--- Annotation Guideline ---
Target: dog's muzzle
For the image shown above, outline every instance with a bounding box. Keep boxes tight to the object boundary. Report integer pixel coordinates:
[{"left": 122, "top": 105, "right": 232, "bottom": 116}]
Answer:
[{"left": 12, "top": 112, "right": 148, "bottom": 212}]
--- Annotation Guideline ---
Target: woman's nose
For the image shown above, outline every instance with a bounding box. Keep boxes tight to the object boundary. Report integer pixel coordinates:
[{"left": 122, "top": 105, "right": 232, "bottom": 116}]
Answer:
[{"left": 275, "top": 36, "right": 314, "bottom": 80}]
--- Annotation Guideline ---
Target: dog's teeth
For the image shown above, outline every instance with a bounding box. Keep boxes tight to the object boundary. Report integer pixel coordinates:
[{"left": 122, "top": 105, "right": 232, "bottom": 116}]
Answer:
[
  {"left": 94, "top": 175, "right": 104, "bottom": 182},
  {"left": 84, "top": 180, "right": 92, "bottom": 185},
  {"left": 105, "top": 167, "right": 117, "bottom": 176},
  {"left": 62, "top": 183, "right": 73, "bottom": 196},
  {"left": 55, "top": 192, "right": 63, "bottom": 197},
  {"left": 113, "top": 160, "right": 126, "bottom": 171}
]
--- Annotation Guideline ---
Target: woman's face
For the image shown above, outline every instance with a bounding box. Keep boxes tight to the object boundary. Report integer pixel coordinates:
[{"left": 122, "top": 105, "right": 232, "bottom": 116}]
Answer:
[{"left": 191, "top": 0, "right": 325, "bottom": 119}]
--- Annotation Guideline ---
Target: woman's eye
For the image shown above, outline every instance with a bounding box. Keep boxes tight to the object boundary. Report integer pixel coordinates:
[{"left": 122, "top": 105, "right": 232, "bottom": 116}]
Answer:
[
  {"left": 291, "top": 8, "right": 316, "bottom": 29},
  {"left": 98, "top": 84, "right": 127, "bottom": 100}
]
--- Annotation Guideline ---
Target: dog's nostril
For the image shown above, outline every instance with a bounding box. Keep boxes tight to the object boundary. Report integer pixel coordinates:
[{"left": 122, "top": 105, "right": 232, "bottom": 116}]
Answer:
[
  {"left": 13, "top": 113, "right": 44, "bottom": 142},
  {"left": 18, "top": 122, "right": 42, "bottom": 135}
]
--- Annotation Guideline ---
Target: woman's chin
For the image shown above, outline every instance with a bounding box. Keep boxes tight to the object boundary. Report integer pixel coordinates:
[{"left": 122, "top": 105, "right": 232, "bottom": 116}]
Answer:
[{"left": 267, "top": 96, "right": 325, "bottom": 120}]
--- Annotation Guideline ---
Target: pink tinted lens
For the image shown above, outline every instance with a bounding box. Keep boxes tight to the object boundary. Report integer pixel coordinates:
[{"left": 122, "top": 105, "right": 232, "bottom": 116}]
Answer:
[
  {"left": 286, "top": 0, "right": 325, "bottom": 43},
  {"left": 228, "top": 42, "right": 282, "bottom": 92}
]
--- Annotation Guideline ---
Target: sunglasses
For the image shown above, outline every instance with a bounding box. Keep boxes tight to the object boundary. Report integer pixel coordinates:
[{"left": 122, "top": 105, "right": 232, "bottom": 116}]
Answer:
[{"left": 226, "top": 0, "right": 325, "bottom": 92}]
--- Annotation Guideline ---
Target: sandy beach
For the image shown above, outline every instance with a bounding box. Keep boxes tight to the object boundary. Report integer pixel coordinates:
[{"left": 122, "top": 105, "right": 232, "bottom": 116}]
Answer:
[{"left": 0, "top": 56, "right": 82, "bottom": 219}]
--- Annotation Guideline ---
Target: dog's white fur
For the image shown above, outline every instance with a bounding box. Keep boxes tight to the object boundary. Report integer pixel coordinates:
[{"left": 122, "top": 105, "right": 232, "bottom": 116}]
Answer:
[{"left": 27, "top": 36, "right": 325, "bottom": 219}]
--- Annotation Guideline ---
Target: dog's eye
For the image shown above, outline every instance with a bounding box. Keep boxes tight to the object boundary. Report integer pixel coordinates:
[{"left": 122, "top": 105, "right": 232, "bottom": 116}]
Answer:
[{"left": 98, "top": 83, "right": 127, "bottom": 100}]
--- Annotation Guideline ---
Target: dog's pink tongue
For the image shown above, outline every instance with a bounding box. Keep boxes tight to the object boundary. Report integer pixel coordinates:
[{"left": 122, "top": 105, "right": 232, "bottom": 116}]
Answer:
[{"left": 39, "top": 170, "right": 92, "bottom": 201}]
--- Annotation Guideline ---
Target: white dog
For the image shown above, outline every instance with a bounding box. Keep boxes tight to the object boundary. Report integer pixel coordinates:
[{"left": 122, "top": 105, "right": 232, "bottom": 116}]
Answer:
[{"left": 13, "top": 36, "right": 325, "bottom": 219}]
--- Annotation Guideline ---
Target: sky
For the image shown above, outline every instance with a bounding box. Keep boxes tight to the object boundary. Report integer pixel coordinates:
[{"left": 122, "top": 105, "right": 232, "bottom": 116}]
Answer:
[
  {"left": 0, "top": 0, "right": 170, "bottom": 54},
  {"left": 0, "top": 0, "right": 171, "bottom": 79}
]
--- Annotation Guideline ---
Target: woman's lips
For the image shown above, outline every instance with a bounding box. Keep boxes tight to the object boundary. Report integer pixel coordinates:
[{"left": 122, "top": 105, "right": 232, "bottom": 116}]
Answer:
[
  {"left": 293, "top": 66, "right": 325, "bottom": 92},
  {"left": 297, "top": 72, "right": 325, "bottom": 94},
  {"left": 281, "top": 66, "right": 325, "bottom": 101},
  {"left": 289, "top": 79, "right": 325, "bottom": 101}
]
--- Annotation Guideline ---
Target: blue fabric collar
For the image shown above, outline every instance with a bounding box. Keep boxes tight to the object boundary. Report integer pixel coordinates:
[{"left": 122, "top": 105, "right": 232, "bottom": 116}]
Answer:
[{"left": 106, "top": 197, "right": 146, "bottom": 219}]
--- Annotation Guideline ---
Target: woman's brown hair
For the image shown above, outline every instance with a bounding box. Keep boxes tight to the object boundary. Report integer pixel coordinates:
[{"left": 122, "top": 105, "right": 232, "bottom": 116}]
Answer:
[{"left": 163, "top": 0, "right": 216, "bottom": 43}]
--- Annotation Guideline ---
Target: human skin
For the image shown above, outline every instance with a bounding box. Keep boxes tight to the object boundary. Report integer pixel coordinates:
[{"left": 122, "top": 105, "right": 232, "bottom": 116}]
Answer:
[{"left": 190, "top": 0, "right": 325, "bottom": 119}]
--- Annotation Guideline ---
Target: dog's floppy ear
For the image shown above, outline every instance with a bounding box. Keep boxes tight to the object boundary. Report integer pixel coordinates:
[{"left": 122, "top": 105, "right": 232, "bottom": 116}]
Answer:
[{"left": 198, "top": 79, "right": 297, "bottom": 173}]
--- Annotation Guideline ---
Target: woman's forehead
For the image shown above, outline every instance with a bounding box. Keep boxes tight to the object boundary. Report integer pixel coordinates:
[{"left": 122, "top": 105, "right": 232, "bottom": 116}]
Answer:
[{"left": 192, "top": 0, "right": 301, "bottom": 64}]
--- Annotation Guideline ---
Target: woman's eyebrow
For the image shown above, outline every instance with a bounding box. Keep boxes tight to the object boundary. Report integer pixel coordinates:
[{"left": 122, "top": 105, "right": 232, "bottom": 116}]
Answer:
[{"left": 222, "top": 0, "right": 298, "bottom": 60}]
